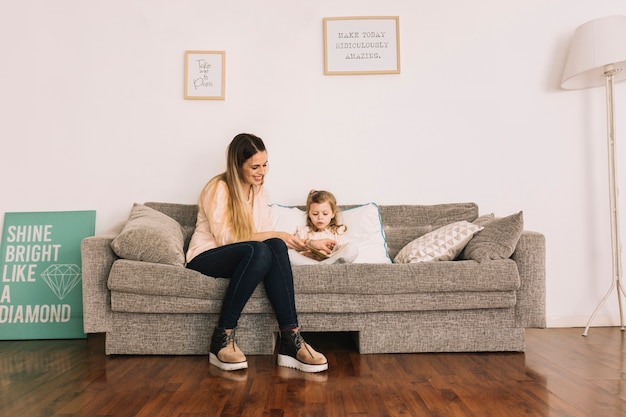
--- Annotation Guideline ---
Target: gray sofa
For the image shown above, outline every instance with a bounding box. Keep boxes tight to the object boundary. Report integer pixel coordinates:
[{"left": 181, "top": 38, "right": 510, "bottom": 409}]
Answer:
[{"left": 81, "top": 201, "right": 546, "bottom": 355}]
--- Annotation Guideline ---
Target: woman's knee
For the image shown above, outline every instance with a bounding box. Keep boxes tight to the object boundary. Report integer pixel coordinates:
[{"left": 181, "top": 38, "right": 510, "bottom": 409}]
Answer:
[
  {"left": 263, "top": 237, "right": 288, "bottom": 253},
  {"left": 245, "top": 240, "right": 272, "bottom": 260}
]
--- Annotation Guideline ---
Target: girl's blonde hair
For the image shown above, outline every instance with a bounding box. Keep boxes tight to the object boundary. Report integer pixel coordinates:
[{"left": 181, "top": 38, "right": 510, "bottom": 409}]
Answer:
[
  {"left": 305, "top": 190, "right": 347, "bottom": 234},
  {"left": 203, "top": 133, "right": 266, "bottom": 243}
]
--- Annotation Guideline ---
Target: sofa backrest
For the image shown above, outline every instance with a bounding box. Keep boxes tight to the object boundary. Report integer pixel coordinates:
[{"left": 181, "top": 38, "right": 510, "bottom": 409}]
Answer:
[
  {"left": 377, "top": 203, "right": 478, "bottom": 258},
  {"left": 144, "top": 201, "right": 479, "bottom": 260}
]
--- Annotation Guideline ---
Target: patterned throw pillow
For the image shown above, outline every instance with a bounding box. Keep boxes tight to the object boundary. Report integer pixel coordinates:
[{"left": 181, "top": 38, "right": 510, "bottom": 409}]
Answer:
[{"left": 393, "top": 221, "right": 483, "bottom": 263}]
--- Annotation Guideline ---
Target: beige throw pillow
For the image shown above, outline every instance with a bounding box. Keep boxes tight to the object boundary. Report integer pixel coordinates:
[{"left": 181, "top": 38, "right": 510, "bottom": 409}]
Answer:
[{"left": 110, "top": 203, "right": 186, "bottom": 266}]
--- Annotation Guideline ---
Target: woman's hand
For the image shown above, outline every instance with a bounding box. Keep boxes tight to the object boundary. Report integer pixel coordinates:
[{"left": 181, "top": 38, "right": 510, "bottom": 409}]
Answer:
[
  {"left": 308, "top": 238, "right": 336, "bottom": 255},
  {"left": 278, "top": 232, "right": 308, "bottom": 251}
]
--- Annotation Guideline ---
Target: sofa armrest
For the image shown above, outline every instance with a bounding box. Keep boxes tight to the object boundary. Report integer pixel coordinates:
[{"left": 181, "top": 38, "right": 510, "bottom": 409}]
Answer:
[
  {"left": 81, "top": 235, "right": 116, "bottom": 333},
  {"left": 512, "top": 230, "right": 546, "bottom": 328}
]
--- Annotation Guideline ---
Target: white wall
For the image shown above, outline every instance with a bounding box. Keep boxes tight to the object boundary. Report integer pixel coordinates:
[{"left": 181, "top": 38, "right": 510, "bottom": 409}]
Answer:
[{"left": 2, "top": 0, "right": 626, "bottom": 328}]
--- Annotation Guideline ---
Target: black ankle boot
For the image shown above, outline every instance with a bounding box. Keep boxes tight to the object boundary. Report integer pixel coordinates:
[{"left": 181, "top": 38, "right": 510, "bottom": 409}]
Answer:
[
  {"left": 209, "top": 327, "right": 247, "bottom": 371},
  {"left": 277, "top": 329, "right": 328, "bottom": 373}
]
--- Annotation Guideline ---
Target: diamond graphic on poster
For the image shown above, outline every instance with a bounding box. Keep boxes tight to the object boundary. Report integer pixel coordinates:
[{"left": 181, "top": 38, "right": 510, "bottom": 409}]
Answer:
[{"left": 40, "top": 264, "right": 82, "bottom": 300}]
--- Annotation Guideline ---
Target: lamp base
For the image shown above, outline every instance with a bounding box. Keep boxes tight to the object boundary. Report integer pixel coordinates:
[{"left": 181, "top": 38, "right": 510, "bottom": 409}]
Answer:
[{"left": 582, "top": 279, "right": 626, "bottom": 336}]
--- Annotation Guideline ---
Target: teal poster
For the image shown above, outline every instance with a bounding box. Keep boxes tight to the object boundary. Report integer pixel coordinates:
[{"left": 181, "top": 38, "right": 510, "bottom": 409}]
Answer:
[{"left": 0, "top": 210, "right": 96, "bottom": 340}]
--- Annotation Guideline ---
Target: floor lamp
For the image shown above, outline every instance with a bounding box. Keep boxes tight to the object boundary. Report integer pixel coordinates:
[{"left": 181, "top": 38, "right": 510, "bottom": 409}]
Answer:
[{"left": 561, "top": 15, "right": 626, "bottom": 336}]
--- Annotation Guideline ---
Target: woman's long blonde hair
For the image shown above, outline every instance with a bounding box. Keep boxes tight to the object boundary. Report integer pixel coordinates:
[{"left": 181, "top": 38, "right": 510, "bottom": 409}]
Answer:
[{"left": 205, "top": 133, "right": 266, "bottom": 243}]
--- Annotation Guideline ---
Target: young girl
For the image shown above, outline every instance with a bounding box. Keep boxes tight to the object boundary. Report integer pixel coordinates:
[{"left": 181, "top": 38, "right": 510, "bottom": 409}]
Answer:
[{"left": 290, "top": 190, "right": 358, "bottom": 265}]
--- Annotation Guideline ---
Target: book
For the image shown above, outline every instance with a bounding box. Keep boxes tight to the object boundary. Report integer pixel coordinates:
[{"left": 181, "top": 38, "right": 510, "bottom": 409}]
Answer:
[{"left": 305, "top": 243, "right": 346, "bottom": 260}]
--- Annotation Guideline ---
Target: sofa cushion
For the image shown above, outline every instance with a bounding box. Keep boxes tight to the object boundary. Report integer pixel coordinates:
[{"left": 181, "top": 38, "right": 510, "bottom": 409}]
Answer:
[
  {"left": 394, "top": 221, "right": 483, "bottom": 263},
  {"left": 270, "top": 202, "right": 391, "bottom": 263},
  {"left": 460, "top": 211, "right": 524, "bottom": 262},
  {"left": 107, "top": 258, "right": 521, "bottom": 314},
  {"left": 110, "top": 203, "right": 186, "bottom": 266}
]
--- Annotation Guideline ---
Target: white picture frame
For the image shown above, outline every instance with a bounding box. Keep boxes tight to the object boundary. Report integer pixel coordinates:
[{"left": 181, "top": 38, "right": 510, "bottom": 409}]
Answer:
[
  {"left": 323, "top": 16, "right": 400, "bottom": 75},
  {"left": 184, "top": 50, "right": 225, "bottom": 100}
]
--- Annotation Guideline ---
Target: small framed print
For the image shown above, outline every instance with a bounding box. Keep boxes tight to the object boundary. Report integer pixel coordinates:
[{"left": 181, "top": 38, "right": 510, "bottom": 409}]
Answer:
[
  {"left": 184, "top": 50, "right": 225, "bottom": 100},
  {"left": 323, "top": 16, "right": 400, "bottom": 75}
]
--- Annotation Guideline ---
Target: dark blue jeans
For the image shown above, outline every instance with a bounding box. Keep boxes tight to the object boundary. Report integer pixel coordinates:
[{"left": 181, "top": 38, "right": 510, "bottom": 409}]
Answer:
[{"left": 186, "top": 238, "right": 298, "bottom": 331}]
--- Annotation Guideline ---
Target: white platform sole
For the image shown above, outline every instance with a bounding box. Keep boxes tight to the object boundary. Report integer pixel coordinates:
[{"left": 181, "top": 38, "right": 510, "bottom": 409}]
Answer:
[
  {"left": 209, "top": 353, "right": 248, "bottom": 371},
  {"left": 277, "top": 354, "right": 328, "bottom": 373}
]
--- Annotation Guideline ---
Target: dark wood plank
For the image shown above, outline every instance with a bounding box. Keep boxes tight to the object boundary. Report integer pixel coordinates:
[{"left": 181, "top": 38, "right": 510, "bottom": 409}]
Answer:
[{"left": 2, "top": 328, "right": 626, "bottom": 416}]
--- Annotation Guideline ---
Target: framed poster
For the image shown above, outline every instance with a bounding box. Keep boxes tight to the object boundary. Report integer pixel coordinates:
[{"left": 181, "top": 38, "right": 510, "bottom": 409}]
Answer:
[
  {"left": 184, "top": 50, "right": 226, "bottom": 100},
  {"left": 323, "top": 16, "right": 400, "bottom": 75},
  {"left": 0, "top": 210, "right": 96, "bottom": 339}
]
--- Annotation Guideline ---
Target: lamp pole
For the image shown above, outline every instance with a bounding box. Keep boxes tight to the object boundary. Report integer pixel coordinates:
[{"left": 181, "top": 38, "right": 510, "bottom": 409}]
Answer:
[{"left": 582, "top": 65, "right": 626, "bottom": 336}]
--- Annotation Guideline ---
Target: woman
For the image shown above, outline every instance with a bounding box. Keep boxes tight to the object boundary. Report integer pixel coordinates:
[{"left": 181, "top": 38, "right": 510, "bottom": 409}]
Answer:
[{"left": 186, "top": 133, "right": 328, "bottom": 373}]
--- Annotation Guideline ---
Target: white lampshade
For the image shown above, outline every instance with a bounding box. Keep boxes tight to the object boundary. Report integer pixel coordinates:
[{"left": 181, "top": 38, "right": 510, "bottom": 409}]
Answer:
[{"left": 561, "top": 15, "right": 626, "bottom": 90}]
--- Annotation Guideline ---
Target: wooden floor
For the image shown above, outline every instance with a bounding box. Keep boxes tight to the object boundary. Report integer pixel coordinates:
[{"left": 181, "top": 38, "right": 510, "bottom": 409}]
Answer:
[{"left": 1, "top": 327, "right": 626, "bottom": 417}]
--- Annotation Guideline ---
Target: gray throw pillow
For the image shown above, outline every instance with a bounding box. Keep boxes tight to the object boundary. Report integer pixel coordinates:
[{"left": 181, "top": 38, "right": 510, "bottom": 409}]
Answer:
[
  {"left": 110, "top": 203, "right": 186, "bottom": 266},
  {"left": 460, "top": 211, "right": 523, "bottom": 262},
  {"left": 472, "top": 213, "right": 495, "bottom": 226}
]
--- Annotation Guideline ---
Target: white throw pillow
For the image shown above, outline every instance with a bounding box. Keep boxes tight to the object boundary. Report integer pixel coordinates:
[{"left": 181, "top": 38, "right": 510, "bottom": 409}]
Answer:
[
  {"left": 270, "top": 204, "right": 307, "bottom": 233},
  {"left": 340, "top": 203, "right": 391, "bottom": 263},
  {"left": 269, "top": 203, "right": 391, "bottom": 264},
  {"left": 394, "top": 221, "right": 483, "bottom": 263}
]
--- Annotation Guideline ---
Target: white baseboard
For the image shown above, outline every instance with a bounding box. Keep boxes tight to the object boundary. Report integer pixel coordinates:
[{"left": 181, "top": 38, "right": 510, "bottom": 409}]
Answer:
[{"left": 546, "top": 314, "right": 626, "bottom": 328}]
